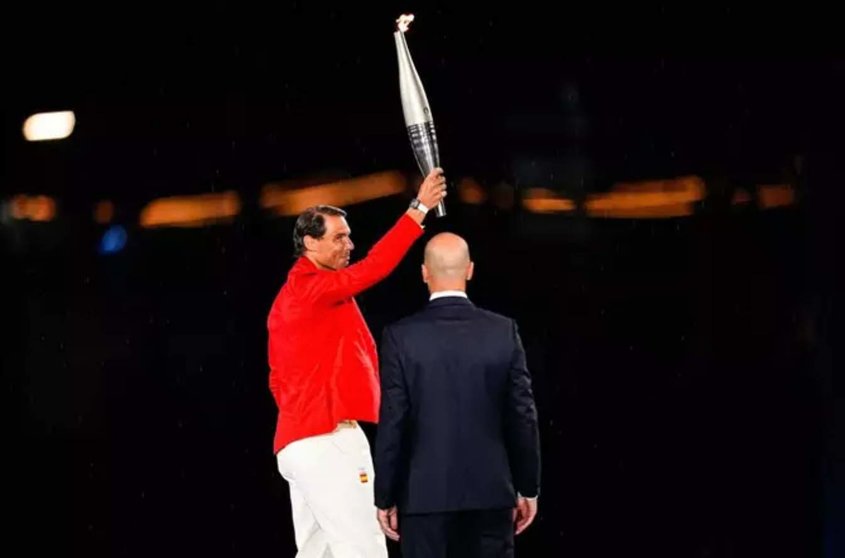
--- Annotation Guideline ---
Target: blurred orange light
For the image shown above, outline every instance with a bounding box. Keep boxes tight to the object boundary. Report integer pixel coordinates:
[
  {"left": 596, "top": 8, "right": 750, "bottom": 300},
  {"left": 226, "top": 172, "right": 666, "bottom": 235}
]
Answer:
[
  {"left": 260, "top": 171, "right": 407, "bottom": 216},
  {"left": 521, "top": 188, "right": 576, "bottom": 214},
  {"left": 140, "top": 191, "right": 241, "bottom": 228},
  {"left": 94, "top": 200, "right": 115, "bottom": 224},
  {"left": 11, "top": 196, "right": 27, "bottom": 219},
  {"left": 757, "top": 184, "right": 795, "bottom": 209},
  {"left": 9, "top": 194, "right": 57, "bottom": 221},
  {"left": 457, "top": 178, "right": 487, "bottom": 205},
  {"left": 586, "top": 176, "right": 705, "bottom": 218}
]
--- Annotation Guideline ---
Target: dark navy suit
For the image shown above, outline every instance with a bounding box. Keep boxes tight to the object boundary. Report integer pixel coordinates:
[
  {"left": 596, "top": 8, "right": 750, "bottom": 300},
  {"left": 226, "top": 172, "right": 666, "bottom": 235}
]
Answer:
[{"left": 375, "top": 295, "right": 540, "bottom": 557}]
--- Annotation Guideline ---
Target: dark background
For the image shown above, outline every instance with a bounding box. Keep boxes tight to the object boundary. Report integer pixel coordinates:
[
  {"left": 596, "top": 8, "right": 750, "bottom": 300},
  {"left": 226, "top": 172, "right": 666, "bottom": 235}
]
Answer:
[{"left": 4, "top": 3, "right": 842, "bottom": 557}]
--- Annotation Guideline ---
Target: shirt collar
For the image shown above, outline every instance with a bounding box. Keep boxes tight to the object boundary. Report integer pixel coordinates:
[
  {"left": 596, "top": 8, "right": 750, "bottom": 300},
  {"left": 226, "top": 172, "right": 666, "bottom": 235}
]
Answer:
[{"left": 429, "top": 290, "right": 468, "bottom": 301}]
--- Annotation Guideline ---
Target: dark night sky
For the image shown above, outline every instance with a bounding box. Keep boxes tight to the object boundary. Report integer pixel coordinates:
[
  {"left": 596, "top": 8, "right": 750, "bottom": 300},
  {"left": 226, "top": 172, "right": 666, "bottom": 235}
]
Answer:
[{"left": 6, "top": 3, "right": 842, "bottom": 204}]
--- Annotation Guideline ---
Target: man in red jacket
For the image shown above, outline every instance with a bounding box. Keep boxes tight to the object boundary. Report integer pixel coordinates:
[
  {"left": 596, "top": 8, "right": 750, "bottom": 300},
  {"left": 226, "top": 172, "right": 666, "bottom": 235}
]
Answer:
[{"left": 268, "top": 168, "right": 446, "bottom": 558}]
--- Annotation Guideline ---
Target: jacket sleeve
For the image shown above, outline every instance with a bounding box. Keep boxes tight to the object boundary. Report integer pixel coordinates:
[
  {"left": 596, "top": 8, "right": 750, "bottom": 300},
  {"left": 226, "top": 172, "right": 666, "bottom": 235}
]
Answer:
[
  {"left": 504, "top": 320, "right": 541, "bottom": 498},
  {"left": 374, "top": 326, "right": 410, "bottom": 509},
  {"left": 301, "top": 214, "right": 423, "bottom": 305}
]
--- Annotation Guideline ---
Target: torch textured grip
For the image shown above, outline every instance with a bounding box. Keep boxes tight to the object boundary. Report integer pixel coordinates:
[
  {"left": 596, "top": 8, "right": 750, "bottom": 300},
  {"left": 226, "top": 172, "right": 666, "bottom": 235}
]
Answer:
[{"left": 407, "top": 122, "right": 446, "bottom": 216}]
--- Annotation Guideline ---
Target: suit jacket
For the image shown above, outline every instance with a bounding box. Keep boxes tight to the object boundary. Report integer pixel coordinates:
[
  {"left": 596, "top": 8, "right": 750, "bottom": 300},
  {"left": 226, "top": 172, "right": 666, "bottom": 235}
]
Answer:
[
  {"left": 267, "top": 214, "right": 423, "bottom": 454},
  {"left": 374, "top": 296, "right": 541, "bottom": 514}
]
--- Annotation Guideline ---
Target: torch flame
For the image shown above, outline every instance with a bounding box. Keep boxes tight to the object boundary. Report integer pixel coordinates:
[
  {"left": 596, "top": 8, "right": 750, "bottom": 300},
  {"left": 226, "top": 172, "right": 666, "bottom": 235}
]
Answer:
[{"left": 396, "top": 13, "right": 415, "bottom": 32}]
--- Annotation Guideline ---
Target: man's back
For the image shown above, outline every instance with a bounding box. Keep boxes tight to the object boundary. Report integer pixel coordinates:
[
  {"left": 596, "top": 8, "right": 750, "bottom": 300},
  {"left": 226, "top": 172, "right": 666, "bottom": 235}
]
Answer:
[{"left": 375, "top": 296, "right": 541, "bottom": 515}]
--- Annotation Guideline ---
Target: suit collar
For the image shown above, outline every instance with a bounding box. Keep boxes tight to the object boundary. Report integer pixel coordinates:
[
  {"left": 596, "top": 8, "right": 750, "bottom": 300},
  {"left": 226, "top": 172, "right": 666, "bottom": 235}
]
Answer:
[{"left": 426, "top": 296, "right": 474, "bottom": 309}]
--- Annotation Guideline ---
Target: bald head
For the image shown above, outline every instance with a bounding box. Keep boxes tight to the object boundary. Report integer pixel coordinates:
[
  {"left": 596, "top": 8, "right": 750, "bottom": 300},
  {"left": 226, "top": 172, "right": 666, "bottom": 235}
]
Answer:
[{"left": 422, "top": 233, "right": 474, "bottom": 292}]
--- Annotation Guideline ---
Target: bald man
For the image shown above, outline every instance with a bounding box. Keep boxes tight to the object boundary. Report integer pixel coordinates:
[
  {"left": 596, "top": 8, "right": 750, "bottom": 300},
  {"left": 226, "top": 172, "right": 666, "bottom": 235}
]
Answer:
[{"left": 374, "top": 233, "right": 541, "bottom": 558}]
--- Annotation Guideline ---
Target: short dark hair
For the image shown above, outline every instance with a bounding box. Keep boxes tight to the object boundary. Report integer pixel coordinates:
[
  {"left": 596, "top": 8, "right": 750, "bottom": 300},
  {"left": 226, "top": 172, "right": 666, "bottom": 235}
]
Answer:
[{"left": 292, "top": 205, "right": 347, "bottom": 257}]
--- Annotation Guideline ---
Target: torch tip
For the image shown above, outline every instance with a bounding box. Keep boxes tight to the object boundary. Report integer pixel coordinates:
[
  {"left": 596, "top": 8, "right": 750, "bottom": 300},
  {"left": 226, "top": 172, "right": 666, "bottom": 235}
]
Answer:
[{"left": 396, "top": 13, "right": 415, "bottom": 32}]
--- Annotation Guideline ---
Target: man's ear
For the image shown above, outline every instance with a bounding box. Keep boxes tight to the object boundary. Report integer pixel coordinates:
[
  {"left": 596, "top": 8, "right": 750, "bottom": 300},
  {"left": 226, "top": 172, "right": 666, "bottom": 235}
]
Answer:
[
  {"left": 421, "top": 264, "right": 430, "bottom": 284},
  {"left": 303, "top": 235, "right": 318, "bottom": 252},
  {"left": 467, "top": 261, "right": 475, "bottom": 281}
]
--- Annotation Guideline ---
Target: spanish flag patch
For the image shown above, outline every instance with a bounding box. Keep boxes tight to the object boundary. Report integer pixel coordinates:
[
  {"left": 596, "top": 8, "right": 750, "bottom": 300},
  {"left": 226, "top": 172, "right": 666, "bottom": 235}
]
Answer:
[{"left": 359, "top": 469, "right": 369, "bottom": 484}]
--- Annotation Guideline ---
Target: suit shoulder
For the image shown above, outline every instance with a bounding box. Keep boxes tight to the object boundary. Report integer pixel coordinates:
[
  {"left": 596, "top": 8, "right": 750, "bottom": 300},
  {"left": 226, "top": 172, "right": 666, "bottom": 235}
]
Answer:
[
  {"left": 384, "top": 309, "right": 429, "bottom": 334},
  {"left": 474, "top": 306, "right": 516, "bottom": 327},
  {"left": 384, "top": 305, "right": 516, "bottom": 338}
]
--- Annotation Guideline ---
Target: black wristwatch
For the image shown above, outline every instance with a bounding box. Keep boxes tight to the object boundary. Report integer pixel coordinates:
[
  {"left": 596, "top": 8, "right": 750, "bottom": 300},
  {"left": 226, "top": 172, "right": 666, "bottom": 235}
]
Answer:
[{"left": 409, "top": 198, "right": 430, "bottom": 214}]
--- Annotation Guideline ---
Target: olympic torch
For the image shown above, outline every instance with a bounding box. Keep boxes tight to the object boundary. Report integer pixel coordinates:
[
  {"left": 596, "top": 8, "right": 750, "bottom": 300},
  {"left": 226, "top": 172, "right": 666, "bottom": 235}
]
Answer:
[{"left": 394, "top": 14, "right": 446, "bottom": 217}]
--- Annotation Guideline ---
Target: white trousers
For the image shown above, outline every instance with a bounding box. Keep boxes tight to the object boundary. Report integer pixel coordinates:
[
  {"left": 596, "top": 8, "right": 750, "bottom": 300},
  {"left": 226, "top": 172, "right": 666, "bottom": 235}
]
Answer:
[{"left": 276, "top": 423, "right": 388, "bottom": 558}]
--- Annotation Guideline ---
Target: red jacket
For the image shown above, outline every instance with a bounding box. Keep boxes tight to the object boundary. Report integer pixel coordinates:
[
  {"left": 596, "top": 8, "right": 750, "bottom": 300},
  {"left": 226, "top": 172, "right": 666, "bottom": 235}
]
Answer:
[{"left": 268, "top": 213, "right": 423, "bottom": 453}]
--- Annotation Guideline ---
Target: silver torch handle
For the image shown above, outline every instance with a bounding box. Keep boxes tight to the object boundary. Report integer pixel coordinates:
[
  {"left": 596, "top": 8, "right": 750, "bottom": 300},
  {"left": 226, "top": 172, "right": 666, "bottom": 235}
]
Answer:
[{"left": 394, "top": 15, "right": 446, "bottom": 217}]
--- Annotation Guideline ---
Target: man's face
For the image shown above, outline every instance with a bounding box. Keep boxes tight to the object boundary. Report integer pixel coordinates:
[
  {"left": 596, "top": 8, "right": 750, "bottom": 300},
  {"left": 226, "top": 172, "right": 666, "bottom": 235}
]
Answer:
[{"left": 306, "top": 214, "right": 354, "bottom": 271}]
